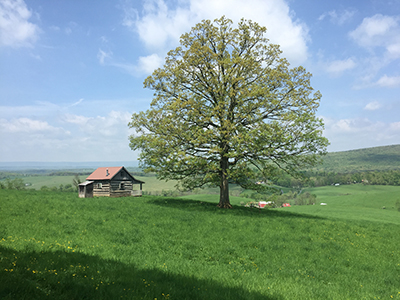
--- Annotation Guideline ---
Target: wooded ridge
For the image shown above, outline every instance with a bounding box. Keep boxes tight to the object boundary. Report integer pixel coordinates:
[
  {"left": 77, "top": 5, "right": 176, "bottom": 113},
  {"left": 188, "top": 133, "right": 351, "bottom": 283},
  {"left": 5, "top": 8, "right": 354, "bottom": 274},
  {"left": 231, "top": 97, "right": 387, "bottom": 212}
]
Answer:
[{"left": 317, "top": 144, "right": 400, "bottom": 173}]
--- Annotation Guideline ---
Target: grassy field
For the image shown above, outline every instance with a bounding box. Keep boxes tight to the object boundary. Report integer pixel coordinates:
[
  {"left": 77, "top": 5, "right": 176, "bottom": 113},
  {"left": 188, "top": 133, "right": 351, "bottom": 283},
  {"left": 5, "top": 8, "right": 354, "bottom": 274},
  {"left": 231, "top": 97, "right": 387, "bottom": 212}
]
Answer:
[
  {"left": 1, "top": 186, "right": 400, "bottom": 299},
  {"left": 180, "top": 184, "right": 400, "bottom": 224},
  {"left": 22, "top": 175, "right": 79, "bottom": 189},
  {"left": 294, "top": 185, "right": 400, "bottom": 224},
  {"left": 19, "top": 175, "right": 180, "bottom": 193}
]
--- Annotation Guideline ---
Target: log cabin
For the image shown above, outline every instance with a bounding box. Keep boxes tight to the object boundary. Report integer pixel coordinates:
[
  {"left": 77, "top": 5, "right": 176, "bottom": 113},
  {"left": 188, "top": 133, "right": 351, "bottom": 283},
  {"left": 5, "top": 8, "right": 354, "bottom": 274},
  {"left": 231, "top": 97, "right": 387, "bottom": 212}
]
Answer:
[{"left": 79, "top": 166, "right": 144, "bottom": 198}]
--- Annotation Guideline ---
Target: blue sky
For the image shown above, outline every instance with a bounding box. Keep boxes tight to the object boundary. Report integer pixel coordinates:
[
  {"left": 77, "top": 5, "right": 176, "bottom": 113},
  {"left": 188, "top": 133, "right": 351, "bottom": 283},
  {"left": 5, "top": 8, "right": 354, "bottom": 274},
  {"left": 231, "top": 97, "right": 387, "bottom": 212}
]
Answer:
[{"left": 1, "top": 0, "right": 400, "bottom": 162}]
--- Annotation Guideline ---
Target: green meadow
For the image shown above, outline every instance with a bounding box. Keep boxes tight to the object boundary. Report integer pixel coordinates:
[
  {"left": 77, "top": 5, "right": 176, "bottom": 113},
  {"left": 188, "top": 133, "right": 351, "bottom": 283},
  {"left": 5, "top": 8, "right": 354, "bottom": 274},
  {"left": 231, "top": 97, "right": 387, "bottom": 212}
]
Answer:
[
  {"left": 20, "top": 175, "right": 179, "bottom": 193},
  {"left": 22, "top": 175, "right": 79, "bottom": 190},
  {"left": 293, "top": 185, "right": 400, "bottom": 224},
  {"left": 1, "top": 185, "right": 400, "bottom": 299}
]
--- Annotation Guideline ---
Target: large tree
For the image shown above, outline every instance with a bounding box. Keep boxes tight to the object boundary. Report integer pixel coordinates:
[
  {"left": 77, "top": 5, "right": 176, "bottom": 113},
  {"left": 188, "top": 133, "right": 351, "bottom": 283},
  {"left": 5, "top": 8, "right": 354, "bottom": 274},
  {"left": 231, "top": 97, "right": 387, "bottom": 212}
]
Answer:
[{"left": 129, "top": 17, "right": 329, "bottom": 208}]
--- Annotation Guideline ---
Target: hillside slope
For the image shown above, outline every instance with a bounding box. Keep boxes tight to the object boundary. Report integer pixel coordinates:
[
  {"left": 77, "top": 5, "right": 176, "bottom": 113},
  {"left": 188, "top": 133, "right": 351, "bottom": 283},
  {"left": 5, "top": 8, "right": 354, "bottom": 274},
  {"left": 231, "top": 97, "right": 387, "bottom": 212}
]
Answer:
[{"left": 316, "top": 144, "right": 400, "bottom": 173}]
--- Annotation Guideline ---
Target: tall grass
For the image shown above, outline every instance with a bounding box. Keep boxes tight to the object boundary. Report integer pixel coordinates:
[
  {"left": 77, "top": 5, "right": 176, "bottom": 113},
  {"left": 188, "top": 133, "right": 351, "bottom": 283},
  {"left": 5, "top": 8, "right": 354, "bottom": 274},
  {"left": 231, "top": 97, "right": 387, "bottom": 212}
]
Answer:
[{"left": 1, "top": 188, "right": 399, "bottom": 299}]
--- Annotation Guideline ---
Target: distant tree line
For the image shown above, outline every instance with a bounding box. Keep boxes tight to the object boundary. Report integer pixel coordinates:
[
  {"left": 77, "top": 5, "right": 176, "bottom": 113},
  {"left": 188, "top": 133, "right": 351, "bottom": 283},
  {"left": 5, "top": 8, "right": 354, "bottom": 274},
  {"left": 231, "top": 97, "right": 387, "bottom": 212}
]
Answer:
[
  {"left": 0, "top": 175, "right": 82, "bottom": 192},
  {"left": 0, "top": 178, "right": 77, "bottom": 192},
  {"left": 48, "top": 171, "right": 91, "bottom": 176},
  {"left": 39, "top": 184, "right": 76, "bottom": 192},
  {"left": 0, "top": 172, "right": 19, "bottom": 180},
  {"left": 272, "top": 169, "right": 400, "bottom": 188}
]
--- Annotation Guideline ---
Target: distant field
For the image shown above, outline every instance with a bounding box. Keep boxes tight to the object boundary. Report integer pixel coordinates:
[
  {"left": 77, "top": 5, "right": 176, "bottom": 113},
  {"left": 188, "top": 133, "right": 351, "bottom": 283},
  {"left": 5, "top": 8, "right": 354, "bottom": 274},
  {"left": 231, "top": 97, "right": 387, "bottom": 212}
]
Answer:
[
  {"left": 1, "top": 186, "right": 399, "bottom": 299},
  {"left": 291, "top": 185, "right": 400, "bottom": 225},
  {"left": 19, "top": 175, "right": 179, "bottom": 192},
  {"left": 22, "top": 175, "right": 78, "bottom": 189},
  {"left": 181, "top": 185, "right": 400, "bottom": 225}
]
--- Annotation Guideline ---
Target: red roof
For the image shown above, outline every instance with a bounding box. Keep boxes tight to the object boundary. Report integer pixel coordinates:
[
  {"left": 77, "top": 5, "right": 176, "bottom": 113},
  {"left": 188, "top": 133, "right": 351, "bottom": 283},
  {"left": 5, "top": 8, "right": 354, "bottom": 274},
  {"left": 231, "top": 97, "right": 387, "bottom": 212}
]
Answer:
[{"left": 86, "top": 166, "right": 124, "bottom": 180}]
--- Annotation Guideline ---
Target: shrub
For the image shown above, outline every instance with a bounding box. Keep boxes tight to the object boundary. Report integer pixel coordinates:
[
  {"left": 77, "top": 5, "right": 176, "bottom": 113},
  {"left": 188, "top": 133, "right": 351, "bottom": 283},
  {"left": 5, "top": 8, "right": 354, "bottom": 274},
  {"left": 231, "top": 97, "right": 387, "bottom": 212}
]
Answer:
[
  {"left": 40, "top": 185, "right": 49, "bottom": 191},
  {"left": 295, "top": 192, "right": 316, "bottom": 205},
  {"left": 3, "top": 178, "right": 25, "bottom": 190},
  {"left": 63, "top": 184, "right": 75, "bottom": 192}
]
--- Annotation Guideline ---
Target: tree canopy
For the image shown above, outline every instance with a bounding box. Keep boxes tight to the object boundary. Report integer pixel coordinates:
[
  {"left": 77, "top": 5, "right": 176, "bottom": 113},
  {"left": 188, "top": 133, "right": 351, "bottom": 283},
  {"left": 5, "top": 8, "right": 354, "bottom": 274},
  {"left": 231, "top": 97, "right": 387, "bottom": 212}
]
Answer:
[{"left": 129, "top": 16, "right": 329, "bottom": 208}]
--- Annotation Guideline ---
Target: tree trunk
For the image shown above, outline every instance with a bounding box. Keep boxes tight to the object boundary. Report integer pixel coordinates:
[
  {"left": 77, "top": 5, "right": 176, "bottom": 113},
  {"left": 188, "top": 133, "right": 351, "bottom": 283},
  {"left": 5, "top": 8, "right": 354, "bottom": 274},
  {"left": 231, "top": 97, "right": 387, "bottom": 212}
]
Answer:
[{"left": 218, "top": 156, "right": 232, "bottom": 208}]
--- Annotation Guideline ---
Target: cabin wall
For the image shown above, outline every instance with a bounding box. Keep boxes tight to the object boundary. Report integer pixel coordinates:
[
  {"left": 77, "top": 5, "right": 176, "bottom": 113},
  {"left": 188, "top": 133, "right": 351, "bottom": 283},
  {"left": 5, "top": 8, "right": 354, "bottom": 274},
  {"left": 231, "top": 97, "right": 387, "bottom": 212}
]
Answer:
[
  {"left": 92, "top": 179, "right": 138, "bottom": 197},
  {"left": 110, "top": 180, "right": 133, "bottom": 197},
  {"left": 78, "top": 182, "right": 94, "bottom": 198},
  {"left": 91, "top": 174, "right": 143, "bottom": 197},
  {"left": 93, "top": 180, "right": 111, "bottom": 197},
  {"left": 114, "top": 169, "right": 130, "bottom": 181}
]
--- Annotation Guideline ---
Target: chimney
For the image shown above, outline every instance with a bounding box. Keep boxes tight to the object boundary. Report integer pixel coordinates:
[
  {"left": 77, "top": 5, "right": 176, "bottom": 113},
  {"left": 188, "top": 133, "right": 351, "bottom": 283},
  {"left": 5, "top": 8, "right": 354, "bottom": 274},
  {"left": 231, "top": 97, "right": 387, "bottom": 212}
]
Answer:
[{"left": 106, "top": 168, "right": 109, "bottom": 176}]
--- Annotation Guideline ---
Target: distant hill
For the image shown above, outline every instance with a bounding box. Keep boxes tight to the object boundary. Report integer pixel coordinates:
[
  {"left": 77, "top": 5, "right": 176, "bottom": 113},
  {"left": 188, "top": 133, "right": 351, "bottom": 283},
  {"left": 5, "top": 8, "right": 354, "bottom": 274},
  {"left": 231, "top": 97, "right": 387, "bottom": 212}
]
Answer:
[
  {"left": 1, "top": 145, "right": 399, "bottom": 175},
  {"left": 315, "top": 144, "right": 400, "bottom": 173}
]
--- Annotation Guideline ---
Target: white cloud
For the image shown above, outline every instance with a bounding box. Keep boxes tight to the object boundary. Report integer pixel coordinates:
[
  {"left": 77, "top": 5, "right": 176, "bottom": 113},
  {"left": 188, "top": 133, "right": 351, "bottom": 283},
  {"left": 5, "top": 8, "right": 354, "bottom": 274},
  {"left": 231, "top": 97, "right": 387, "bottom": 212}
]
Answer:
[
  {"left": 349, "top": 14, "right": 400, "bottom": 49},
  {"left": 97, "top": 48, "right": 112, "bottom": 65},
  {"left": 319, "top": 9, "right": 356, "bottom": 25},
  {"left": 364, "top": 101, "right": 381, "bottom": 111},
  {"left": 322, "top": 116, "right": 400, "bottom": 152},
  {"left": 62, "top": 111, "right": 133, "bottom": 137},
  {"left": 376, "top": 75, "right": 400, "bottom": 87},
  {"left": 98, "top": 49, "right": 163, "bottom": 75},
  {"left": 0, "top": 109, "right": 137, "bottom": 162},
  {"left": 332, "top": 118, "right": 367, "bottom": 133},
  {"left": 0, "top": 117, "right": 67, "bottom": 134},
  {"left": 326, "top": 58, "right": 356, "bottom": 75},
  {"left": 123, "top": 0, "right": 310, "bottom": 65},
  {"left": 70, "top": 98, "right": 84, "bottom": 107},
  {"left": 387, "top": 42, "right": 400, "bottom": 58},
  {"left": 0, "top": 102, "right": 74, "bottom": 121},
  {"left": 127, "top": 0, "right": 188, "bottom": 50},
  {"left": 137, "top": 54, "right": 163, "bottom": 73},
  {"left": 348, "top": 14, "right": 400, "bottom": 88},
  {"left": 121, "top": 0, "right": 138, "bottom": 28},
  {"left": 62, "top": 114, "right": 90, "bottom": 126},
  {"left": 0, "top": 0, "right": 40, "bottom": 47}
]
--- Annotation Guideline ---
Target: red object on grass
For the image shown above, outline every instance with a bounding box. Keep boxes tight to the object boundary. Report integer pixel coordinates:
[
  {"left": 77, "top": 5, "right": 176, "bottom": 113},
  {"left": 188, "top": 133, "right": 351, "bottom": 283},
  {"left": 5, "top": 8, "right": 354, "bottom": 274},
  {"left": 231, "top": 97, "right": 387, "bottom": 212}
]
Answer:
[
  {"left": 282, "top": 203, "right": 291, "bottom": 207},
  {"left": 258, "top": 201, "right": 267, "bottom": 208}
]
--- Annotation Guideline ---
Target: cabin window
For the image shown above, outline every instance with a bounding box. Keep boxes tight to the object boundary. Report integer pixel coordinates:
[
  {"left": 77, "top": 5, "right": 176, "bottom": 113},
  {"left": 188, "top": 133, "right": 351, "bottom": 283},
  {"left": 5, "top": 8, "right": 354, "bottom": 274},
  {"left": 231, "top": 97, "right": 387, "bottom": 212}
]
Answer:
[
  {"left": 97, "top": 183, "right": 102, "bottom": 189},
  {"left": 120, "top": 183, "right": 124, "bottom": 190}
]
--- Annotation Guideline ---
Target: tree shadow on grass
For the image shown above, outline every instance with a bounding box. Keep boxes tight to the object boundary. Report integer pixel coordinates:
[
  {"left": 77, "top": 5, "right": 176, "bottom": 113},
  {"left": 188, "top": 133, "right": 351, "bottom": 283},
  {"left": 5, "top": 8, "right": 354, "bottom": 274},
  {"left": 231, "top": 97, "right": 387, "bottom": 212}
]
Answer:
[
  {"left": 147, "top": 197, "right": 326, "bottom": 220},
  {"left": 0, "top": 245, "right": 281, "bottom": 300}
]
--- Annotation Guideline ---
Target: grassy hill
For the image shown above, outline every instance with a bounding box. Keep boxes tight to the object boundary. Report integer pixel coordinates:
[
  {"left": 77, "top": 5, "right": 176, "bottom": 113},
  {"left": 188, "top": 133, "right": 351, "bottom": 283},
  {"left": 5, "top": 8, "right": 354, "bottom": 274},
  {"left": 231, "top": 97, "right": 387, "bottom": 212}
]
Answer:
[
  {"left": 1, "top": 186, "right": 399, "bottom": 299},
  {"left": 317, "top": 144, "right": 400, "bottom": 173}
]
